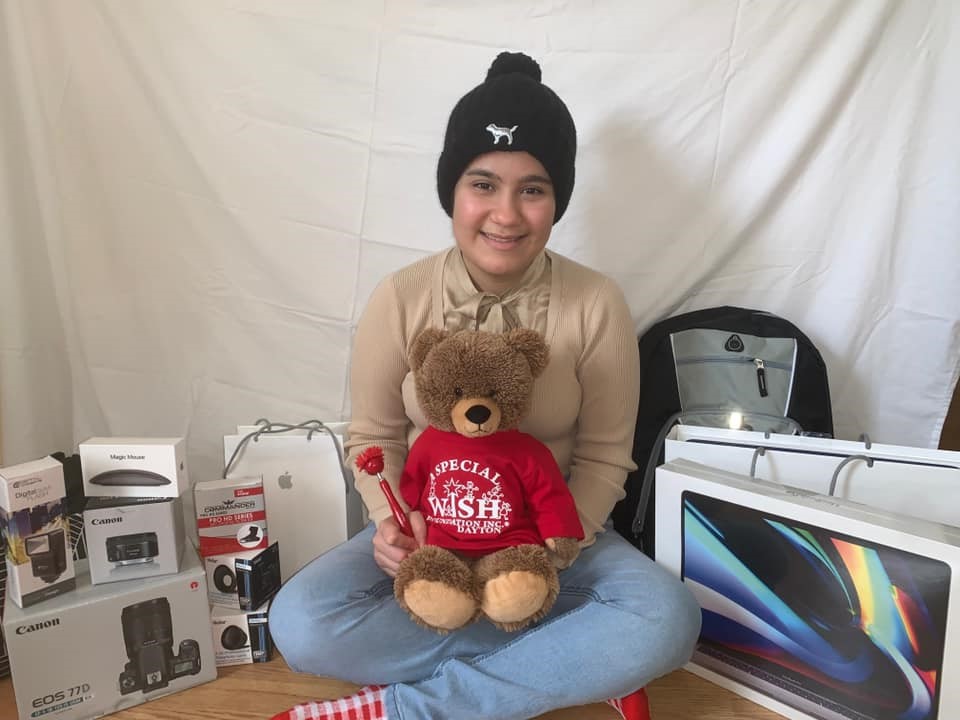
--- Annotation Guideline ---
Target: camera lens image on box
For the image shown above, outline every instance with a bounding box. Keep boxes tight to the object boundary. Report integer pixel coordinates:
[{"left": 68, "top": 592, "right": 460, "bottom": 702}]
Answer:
[
  {"left": 83, "top": 496, "right": 185, "bottom": 585},
  {"left": 79, "top": 437, "right": 189, "bottom": 499},
  {"left": 204, "top": 541, "right": 280, "bottom": 611},
  {"left": 118, "top": 597, "right": 202, "bottom": 694},
  {"left": 107, "top": 532, "right": 160, "bottom": 565},
  {"left": 209, "top": 601, "right": 273, "bottom": 666},
  {"left": 0, "top": 456, "right": 76, "bottom": 608},
  {"left": 2, "top": 548, "right": 216, "bottom": 720}
]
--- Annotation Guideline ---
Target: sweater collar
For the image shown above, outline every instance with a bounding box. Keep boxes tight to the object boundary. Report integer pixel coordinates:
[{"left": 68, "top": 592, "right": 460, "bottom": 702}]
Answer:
[{"left": 444, "top": 249, "right": 549, "bottom": 333}]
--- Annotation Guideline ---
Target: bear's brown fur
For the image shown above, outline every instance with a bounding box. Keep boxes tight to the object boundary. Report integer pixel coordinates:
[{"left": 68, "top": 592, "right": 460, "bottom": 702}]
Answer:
[{"left": 393, "top": 328, "right": 581, "bottom": 633}]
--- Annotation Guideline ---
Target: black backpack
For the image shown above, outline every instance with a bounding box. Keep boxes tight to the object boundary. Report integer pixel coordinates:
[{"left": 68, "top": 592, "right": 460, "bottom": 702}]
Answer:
[{"left": 611, "top": 306, "right": 834, "bottom": 556}]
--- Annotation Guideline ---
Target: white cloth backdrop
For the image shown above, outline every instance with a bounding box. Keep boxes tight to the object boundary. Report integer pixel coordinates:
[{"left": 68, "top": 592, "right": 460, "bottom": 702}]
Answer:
[{"left": 1, "top": 1, "right": 958, "bottom": 489}]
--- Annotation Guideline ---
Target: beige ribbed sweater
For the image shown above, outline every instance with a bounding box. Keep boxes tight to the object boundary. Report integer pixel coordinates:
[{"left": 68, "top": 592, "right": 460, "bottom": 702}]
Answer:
[{"left": 345, "top": 248, "right": 640, "bottom": 544}]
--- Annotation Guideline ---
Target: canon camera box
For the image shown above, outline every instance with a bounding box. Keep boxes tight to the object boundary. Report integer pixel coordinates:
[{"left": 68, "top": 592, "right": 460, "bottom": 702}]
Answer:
[
  {"left": 0, "top": 456, "right": 76, "bottom": 608},
  {"left": 655, "top": 458, "right": 960, "bottom": 720},
  {"left": 80, "top": 437, "right": 188, "bottom": 498},
  {"left": 3, "top": 547, "right": 216, "bottom": 720}
]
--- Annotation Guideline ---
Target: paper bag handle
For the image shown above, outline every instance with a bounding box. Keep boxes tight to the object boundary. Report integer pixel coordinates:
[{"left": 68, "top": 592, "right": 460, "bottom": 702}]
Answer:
[
  {"left": 223, "top": 419, "right": 349, "bottom": 494},
  {"left": 827, "top": 454, "right": 875, "bottom": 497},
  {"left": 749, "top": 447, "right": 767, "bottom": 479},
  {"left": 826, "top": 434, "right": 875, "bottom": 497},
  {"left": 750, "top": 448, "right": 874, "bottom": 497}
]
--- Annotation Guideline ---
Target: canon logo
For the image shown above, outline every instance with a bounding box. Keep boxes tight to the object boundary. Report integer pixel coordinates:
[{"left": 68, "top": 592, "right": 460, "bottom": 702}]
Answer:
[
  {"left": 16, "top": 618, "right": 60, "bottom": 635},
  {"left": 92, "top": 517, "right": 124, "bottom": 525}
]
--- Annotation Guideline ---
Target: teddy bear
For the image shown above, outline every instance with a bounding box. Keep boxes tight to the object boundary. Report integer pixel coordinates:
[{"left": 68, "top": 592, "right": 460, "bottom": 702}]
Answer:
[{"left": 392, "top": 327, "right": 584, "bottom": 634}]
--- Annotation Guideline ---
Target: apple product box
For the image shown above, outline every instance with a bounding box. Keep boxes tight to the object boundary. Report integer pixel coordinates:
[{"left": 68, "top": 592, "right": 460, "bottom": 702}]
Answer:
[
  {"left": 83, "top": 496, "right": 186, "bottom": 585},
  {"left": 3, "top": 548, "right": 216, "bottom": 720},
  {"left": 209, "top": 601, "right": 273, "bottom": 666},
  {"left": 0, "top": 456, "right": 76, "bottom": 608},
  {"left": 80, "top": 437, "right": 189, "bottom": 498},
  {"left": 194, "top": 476, "right": 268, "bottom": 557},
  {"left": 655, "top": 458, "right": 960, "bottom": 720},
  {"left": 204, "top": 542, "right": 280, "bottom": 611}
]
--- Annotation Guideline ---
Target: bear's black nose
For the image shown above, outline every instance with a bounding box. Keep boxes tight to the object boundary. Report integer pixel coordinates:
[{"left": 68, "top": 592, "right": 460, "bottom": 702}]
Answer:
[{"left": 465, "top": 405, "right": 491, "bottom": 425}]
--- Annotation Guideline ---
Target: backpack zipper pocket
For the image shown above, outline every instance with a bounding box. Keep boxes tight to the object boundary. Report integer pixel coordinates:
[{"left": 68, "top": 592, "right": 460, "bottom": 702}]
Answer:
[{"left": 674, "top": 355, "right": 790, "bottom": 399}]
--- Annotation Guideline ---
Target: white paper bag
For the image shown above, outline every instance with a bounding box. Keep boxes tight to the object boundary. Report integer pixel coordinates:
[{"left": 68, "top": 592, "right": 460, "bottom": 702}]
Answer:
[
  {"left": 664, "top": 425, "right": 960, "bottom": 527},
  {"left": 223, "top": 421, "right": 365, "bottom": 582}
]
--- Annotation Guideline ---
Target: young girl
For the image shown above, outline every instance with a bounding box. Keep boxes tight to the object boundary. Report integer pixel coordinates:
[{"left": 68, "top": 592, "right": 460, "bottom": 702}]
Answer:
[{"left": 268, "top": 51, "right": 701, "bottom": 720}]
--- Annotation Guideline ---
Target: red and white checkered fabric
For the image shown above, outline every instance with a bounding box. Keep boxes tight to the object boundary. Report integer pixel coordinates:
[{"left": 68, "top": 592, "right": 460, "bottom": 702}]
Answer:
[
  {"left": 270, "top": 685, "right": 387, "bottom": 720},
  {"left": 270, "top": 683, "right": 650, "bottom": 720}
]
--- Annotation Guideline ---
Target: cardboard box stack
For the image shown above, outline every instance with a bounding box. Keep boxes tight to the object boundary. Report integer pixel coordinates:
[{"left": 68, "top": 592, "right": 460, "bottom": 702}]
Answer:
[
  {"left": 194, "top": 475, "right": 278, "bottom": 666},
  {"left": 1, "top": 440, "right": 217, "bottom": 720}
]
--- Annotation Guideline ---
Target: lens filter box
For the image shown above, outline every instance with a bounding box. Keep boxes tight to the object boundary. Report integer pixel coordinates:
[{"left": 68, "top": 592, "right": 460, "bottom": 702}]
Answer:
[
  {"left": 209, "top": 601, "right": 273, "bottom": 666},
  {"left": 204, "top": 541, "right": 280, "bottom": 611}
]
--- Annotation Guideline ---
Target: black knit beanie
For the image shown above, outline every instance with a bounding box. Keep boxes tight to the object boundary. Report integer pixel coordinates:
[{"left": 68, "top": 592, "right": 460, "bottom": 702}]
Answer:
[{"left": 437, "top": 52, "right": 577, "bottom": 224}]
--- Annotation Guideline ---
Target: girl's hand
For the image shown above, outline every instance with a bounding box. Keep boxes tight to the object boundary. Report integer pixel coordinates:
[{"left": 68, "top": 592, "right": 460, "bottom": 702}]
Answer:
[{"left": 372, "top": 511, "right": 426, "bottom": 577}]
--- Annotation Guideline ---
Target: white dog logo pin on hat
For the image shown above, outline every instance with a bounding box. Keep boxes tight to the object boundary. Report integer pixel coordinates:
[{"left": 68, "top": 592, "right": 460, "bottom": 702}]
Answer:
[{"left": 485, "top": 123, "right": 518, "bottom": 145}]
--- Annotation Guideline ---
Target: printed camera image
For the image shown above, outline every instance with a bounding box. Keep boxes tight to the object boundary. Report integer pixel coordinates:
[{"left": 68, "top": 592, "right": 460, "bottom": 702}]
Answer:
[
  {"left": 25, "top": 528, "right": 68, "bottom": 583},
  {"left": 118, "top": 597, "right": 201, "bottom": 694}
]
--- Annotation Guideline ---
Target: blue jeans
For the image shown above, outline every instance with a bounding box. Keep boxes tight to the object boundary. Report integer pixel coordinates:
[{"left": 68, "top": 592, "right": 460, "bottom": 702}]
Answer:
[{"left": 269, "top": 524, "right": 701, "bottom": 720}]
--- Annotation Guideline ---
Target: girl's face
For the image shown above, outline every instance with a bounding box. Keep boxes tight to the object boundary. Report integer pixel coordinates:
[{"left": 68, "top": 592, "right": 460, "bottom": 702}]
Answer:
[{"left": 451, "top": 151, "right": 556, "bottom": 296}]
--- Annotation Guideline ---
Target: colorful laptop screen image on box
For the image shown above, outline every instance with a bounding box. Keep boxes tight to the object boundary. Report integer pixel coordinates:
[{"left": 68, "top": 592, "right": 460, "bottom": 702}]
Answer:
[{"left": 681, "top": 491, "right": 950, "bottom": 720}]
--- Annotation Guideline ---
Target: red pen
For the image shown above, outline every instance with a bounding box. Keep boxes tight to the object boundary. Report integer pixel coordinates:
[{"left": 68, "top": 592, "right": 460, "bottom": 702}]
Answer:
[{"left": 356, "top": 446, "right": 413, "bottom": 537}]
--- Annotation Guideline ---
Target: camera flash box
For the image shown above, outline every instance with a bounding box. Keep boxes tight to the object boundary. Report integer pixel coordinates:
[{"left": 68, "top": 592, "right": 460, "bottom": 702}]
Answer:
[{"left": 0, "top": 456, "right": 76, "bottom": 608}]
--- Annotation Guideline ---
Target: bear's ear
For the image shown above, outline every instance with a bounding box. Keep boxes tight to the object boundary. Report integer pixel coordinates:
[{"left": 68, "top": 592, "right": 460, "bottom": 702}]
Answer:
[
  {"left": 503, "top": 328, "right": 549, "bottom": 378},
  {"left": 409, "top": 328, "right": 449, "bottom": 372}
]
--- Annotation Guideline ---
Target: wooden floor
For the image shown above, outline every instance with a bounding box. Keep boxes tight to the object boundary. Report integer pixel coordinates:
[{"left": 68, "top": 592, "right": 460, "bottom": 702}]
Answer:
[{"left": 0, "top": 654, "right": 783, "bottom": 719}]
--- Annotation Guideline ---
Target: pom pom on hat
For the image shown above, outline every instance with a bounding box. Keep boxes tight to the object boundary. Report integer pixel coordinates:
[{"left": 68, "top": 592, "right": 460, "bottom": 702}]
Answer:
[
  {"left": 437, "top": 51, "right": 577, "bottom": 223},
  {"left": 486, "top": 52, "right": 542, "bottom": 82}
]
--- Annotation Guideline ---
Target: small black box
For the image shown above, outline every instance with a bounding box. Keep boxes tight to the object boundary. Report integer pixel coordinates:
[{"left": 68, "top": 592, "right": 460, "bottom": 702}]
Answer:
[{"left": 235, "top": 542, "right": 280, "bottom": 611}]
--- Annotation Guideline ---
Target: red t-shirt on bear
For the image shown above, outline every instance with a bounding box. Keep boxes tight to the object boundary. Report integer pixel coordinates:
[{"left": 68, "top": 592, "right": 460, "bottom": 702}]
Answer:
[{"left": 399, "top": 427, "right": 584, "bottom": 557}]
